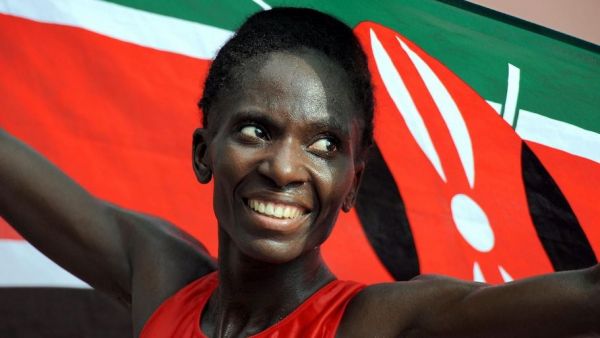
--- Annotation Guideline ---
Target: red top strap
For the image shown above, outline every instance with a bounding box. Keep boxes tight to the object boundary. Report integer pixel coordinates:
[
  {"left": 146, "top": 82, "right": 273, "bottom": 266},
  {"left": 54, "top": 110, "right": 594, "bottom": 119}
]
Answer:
[{"left": 140, "top": 272, "right": 365, "bottom": 338}]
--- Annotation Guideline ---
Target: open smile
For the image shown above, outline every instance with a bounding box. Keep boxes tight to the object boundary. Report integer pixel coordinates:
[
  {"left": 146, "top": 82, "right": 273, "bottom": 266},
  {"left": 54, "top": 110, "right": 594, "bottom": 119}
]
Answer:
[
  {"left": 242, "top": 197, "right": 312, "bottom": 234},
  {"left": 247, "top": 199, "right": 306, "bottom": 219}
]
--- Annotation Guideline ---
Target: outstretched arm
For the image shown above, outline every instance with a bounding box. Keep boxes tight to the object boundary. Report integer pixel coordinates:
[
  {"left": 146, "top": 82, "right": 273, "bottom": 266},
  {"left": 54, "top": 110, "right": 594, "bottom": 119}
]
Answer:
[
  {"left": 414, "top": 266, "right": 599, "bottom": 337},
  {"left": 340, "top": 265, "right": 599, "bottom": 337},
  {"left": 0, "top": 129, "right": 215, "bottom": 330}
]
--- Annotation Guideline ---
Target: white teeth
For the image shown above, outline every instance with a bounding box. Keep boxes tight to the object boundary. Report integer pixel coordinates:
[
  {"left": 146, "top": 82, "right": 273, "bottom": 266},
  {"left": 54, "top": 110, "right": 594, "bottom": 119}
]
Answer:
[
  {"left": 247, "top": 199, "right": 304, "bottom": 219},
  {"left": 265, "top": 203, "right": 274, "bottom": 215},
  {"left": 274, "top": 206, "right": 284, "bottom": 218}
]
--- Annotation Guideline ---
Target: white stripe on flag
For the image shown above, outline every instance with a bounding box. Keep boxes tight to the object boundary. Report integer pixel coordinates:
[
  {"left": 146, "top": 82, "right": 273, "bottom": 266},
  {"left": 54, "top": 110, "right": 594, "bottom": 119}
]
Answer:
[
  {"left": 516, "top": 110, "right": 600, "bottom": 164},
  {"left": 501, "top": 64, "right": 520, "bottom": 126},
  {"left": 486, "top": 100, "right": 503, "bottom": 114},
  {"left": 485, "top": 99, "right": 600, "bottom": 164},
  {"left": 0, "top": 240, "right": 90, "bottom": 288},
  {"left": 2, "top": 0, "right": 598, "bottom": 165},
  {"left": 0, "top": 0, "right": 233, "bottom": 59}
]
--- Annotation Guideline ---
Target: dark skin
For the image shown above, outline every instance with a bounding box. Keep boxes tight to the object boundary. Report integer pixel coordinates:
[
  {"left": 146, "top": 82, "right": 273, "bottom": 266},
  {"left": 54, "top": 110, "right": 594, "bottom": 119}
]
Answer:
[
  {"left": 0, "top": 49, "right": 598, "bottom": 338},
  {"left": 194, "top": 50, "right": 363, "bottom": 336}
]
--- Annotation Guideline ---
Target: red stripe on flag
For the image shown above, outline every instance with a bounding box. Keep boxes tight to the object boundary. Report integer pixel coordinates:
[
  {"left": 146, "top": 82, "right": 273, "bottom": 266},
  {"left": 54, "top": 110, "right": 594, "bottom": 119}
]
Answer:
[
  {"left": 0, "top": 14, "right": 391, "bottom": 283},
  {"left": 0, "top": 218, "right": 22, "bottom": 240},
  {"left": 356, "top": 22, "right": 554, "bottom": 283},
  {"left": 0, "top": 13, "right": 218, "bottom": 254}
]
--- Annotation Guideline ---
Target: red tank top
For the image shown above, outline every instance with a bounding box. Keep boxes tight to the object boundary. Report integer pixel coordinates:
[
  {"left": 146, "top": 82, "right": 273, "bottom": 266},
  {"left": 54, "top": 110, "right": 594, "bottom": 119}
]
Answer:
[{"left": 140, "top": 272, "right": 365, "bottom": 338}]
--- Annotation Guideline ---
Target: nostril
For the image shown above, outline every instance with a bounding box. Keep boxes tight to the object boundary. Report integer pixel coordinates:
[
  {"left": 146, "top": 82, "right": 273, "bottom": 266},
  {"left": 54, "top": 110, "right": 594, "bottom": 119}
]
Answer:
[
  {"left": 257, "top": 151, "right": 308, "bottom": 189},
  {"left": 282, "top": 181, "right": 305, "bottom": 190},
  {"left": 260, "top": 170, "right": 306, "bottom": 190}
]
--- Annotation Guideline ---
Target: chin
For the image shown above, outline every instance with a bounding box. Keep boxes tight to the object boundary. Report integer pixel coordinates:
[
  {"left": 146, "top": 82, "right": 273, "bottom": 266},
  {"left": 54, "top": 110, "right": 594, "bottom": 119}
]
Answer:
[{"left": 240, "top": 237, "right": 309, "bottom": 264}]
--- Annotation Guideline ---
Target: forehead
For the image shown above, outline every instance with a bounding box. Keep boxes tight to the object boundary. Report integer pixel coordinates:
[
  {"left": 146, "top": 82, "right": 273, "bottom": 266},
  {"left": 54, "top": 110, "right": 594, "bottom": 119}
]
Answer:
[{"left": 213, "top": 49, "right": 360, "bottom": 130}]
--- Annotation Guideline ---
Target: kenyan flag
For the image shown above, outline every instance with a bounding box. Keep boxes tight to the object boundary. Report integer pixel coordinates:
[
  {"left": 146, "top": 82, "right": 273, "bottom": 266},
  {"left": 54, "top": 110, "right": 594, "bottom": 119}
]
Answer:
[{"left": 1, "top": 0, "right": 598, "bottom": 336}]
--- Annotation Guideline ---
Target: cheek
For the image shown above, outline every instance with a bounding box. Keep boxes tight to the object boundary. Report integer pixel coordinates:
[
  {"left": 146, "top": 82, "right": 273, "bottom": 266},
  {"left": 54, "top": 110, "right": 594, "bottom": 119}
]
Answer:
[
  {"left": 314, "top": 159, "right": 354, "bottom": 216},
  {"left": 304, "top": 161, "right": 354, "bottom": 248},
  {"left": 211, "top": 141, "right": 256, "bottom": 216}
]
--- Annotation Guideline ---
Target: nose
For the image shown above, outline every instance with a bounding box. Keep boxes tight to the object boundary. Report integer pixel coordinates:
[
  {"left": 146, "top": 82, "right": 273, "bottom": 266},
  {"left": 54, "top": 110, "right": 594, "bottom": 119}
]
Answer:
[{"left": 257, "top": 137, "right": 309, "bottom": 188}]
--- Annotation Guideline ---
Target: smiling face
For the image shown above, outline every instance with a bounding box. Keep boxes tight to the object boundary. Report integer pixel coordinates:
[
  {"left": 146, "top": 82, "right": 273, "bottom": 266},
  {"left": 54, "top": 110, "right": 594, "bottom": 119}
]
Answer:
[{"left": 194, "top": 49, "right": 365, "bottom": 264}]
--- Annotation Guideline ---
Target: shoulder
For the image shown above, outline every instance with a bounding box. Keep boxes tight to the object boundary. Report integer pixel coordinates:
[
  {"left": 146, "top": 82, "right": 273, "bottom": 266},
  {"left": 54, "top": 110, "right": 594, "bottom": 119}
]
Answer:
[
  {"left": 337, "top": 275, "right": 485, "bottom": 337},
  {"left": 107, "top": 205, "right": 217, "bottom": 335},
  {"left": 108, "top": 204, "right": 217, "bottom": 284}
]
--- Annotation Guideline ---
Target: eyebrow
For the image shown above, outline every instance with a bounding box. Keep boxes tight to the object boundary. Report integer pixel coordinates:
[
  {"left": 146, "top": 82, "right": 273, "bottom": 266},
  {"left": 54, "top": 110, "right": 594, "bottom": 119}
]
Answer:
[
  {"left": 232, "top": 110, "right": 350, "bottom": 137},
  {"left": 231, "top": 111, "right": 280, "bottom": 129},
  {"left": 305, "top": 119, "right": 349, "bottom": 137}
]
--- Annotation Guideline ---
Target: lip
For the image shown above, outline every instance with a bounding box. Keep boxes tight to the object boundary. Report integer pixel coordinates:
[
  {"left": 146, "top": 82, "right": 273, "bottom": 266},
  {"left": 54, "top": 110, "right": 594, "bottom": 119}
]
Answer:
[
  {"left": 243, "top": 190, "right": 313, "bottom": 211},
  {"left": 242, "top": 197, "right": 312, "bottom": 235}
]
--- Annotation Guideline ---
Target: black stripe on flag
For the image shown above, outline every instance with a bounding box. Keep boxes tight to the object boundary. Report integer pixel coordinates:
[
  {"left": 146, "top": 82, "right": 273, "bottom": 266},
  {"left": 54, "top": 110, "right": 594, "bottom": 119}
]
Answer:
[
  {"left": 522, "top": 142, "right": 598, "bottom": 271},
  {"left": 355, "top": 144, "right": 420, "bottom": 281}
]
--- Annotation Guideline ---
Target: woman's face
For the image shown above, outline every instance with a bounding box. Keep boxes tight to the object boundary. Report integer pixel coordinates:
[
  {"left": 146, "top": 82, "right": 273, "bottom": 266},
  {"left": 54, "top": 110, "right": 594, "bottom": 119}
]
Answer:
[{"left": 196, "top": 49, "right": 364, "bottom": 264}]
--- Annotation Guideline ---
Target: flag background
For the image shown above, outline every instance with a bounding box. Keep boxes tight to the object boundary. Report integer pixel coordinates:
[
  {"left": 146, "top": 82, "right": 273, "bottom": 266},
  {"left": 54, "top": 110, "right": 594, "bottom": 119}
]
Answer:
[{"left": 1, "top": 0, "right": 598, "bottom": 336}]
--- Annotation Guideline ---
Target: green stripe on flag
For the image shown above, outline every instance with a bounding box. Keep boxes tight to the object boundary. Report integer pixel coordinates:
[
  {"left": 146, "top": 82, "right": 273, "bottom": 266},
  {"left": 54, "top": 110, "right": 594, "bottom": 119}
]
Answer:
[
  {"left": 102, "top": 0, "right": 262, "bottom": 30},
  {"left": 101, "top": 0, "right": 600, "bottom": 135}
]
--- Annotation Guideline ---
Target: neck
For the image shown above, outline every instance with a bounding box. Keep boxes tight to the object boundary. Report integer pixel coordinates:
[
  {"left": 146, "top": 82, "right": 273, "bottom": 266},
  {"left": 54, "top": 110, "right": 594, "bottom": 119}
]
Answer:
[{"left": 203, "top": 228, "right": 335, "bottom": 337}]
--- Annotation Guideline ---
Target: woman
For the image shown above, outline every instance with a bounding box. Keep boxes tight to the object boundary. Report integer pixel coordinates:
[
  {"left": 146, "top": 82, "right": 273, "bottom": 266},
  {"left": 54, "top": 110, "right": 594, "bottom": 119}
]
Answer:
[{"left": 1, "top": 7, "right": 598, "bottom": 338}]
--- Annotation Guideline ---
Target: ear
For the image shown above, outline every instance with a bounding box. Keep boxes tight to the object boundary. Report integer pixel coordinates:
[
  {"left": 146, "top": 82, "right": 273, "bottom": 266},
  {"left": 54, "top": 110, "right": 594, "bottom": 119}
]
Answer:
[
  {"left": 192, "top": 128, "right": 212, "bottom": 184},
  {"left": 342, "top": 160, "right": 365, "bottom": 212}
]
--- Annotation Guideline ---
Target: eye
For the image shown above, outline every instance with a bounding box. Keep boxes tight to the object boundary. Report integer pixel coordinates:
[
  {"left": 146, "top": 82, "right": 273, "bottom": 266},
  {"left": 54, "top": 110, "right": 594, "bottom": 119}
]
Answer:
[
  {"left": 240, "top": 125, "right": 267, "bottom": 140},
  {"left": 308, "top": 137, "right": 338, "bottom": 153}
]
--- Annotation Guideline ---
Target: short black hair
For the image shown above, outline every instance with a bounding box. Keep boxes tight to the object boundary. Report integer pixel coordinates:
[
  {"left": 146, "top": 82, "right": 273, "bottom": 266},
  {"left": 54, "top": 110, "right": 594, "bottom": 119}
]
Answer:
[{"left": 199, "top": 7, "right": 374, "bottom": 148}]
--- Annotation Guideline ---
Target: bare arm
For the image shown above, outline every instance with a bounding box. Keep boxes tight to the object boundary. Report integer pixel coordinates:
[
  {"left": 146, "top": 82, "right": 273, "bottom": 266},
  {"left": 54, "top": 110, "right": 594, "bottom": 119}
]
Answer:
[
  {"left": 0, "top": 129, "right": 215, "bottom": 331},
  {"left": 340, "top": 265, "right": 599, "bottom": 337},
  {"left": 413, "top": 266, "right": 599, "bottom": 337}
]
